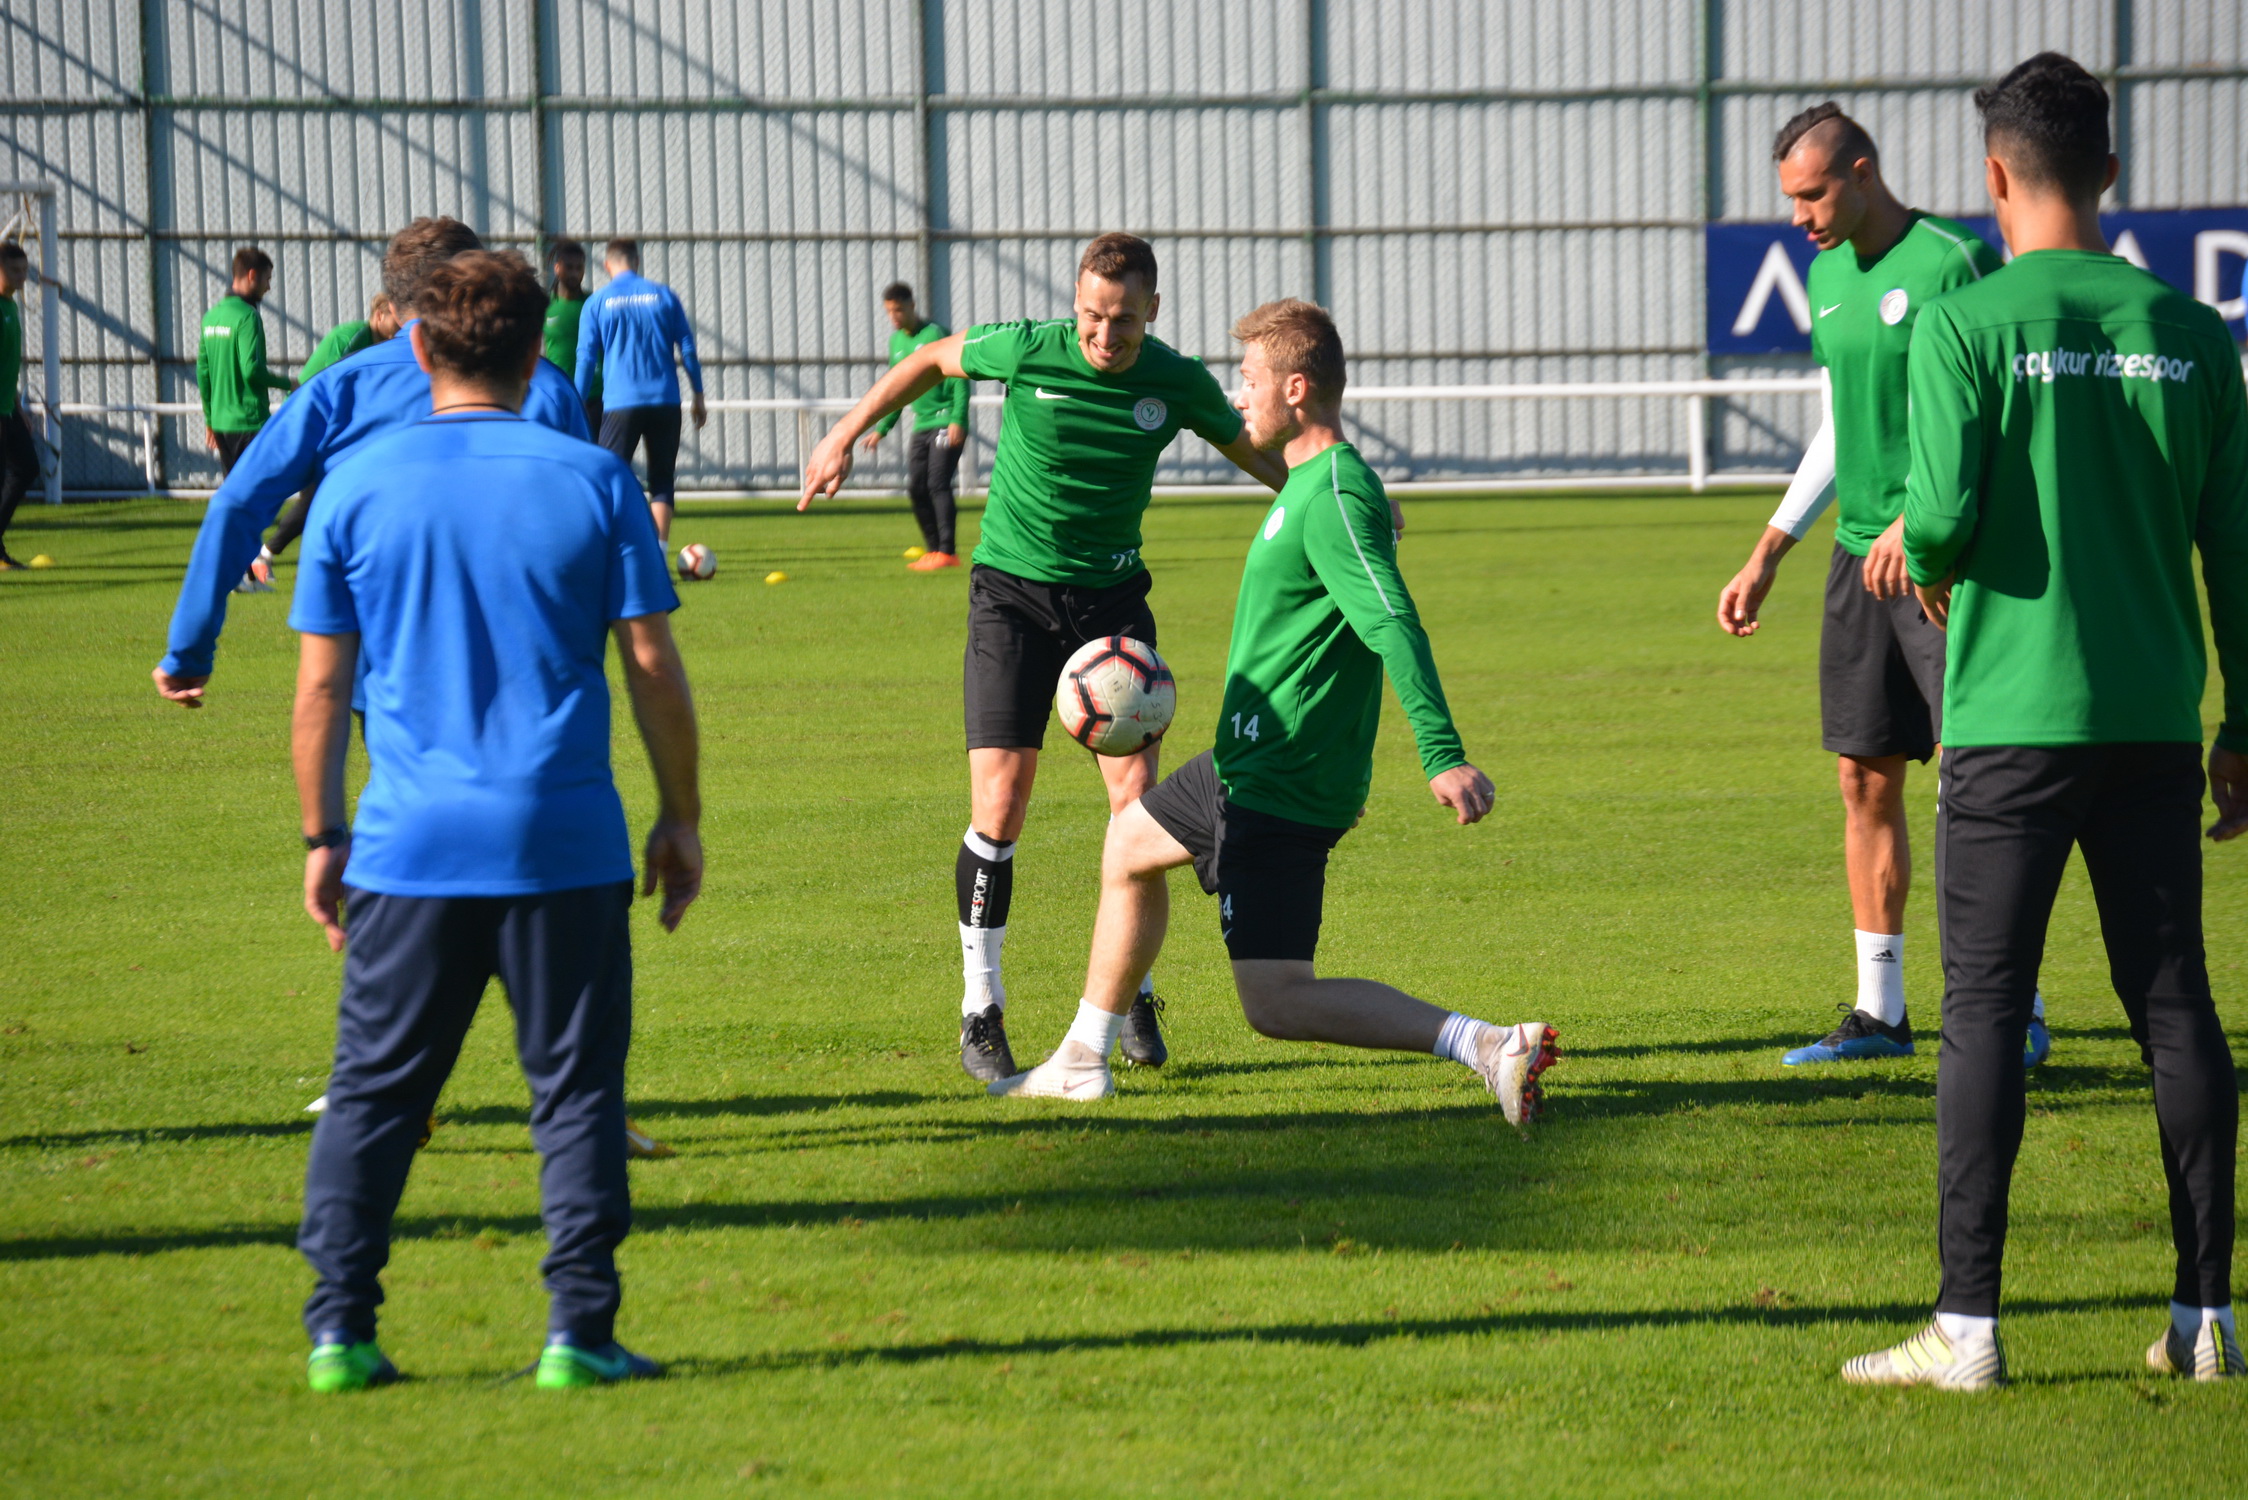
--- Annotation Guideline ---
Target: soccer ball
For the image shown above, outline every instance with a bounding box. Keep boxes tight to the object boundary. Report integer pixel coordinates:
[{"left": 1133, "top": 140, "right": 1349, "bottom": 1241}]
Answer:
[
  {"left": 676, "top": 543, "right": 716, "bottom": 581},
  {"left": 1056, "top": 636, "right": 1175, "bottom": 756}
]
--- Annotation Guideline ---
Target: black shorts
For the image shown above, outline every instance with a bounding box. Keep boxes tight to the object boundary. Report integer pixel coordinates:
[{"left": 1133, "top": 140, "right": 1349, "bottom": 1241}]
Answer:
[
  {"left": 599, "top": 404, "right": 684, "bottom": 502},
  {"left": 213, "top": 428, "right": 259, "bottom": 477},
  {"left": 1820, "top": 542, "right": 1946, "bottom": 761},
  {"left": 1139, "top": 750, "right": 1349, "bottom": 963},
  {"left": 964, "top": 563, "right": 1158, "bottom": 750}
]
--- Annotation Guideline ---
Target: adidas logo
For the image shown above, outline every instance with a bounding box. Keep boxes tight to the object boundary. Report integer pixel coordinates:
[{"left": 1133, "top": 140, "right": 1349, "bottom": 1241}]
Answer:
[{"left": 1870, "top": 949, "right": 1897, "bottom": 963}]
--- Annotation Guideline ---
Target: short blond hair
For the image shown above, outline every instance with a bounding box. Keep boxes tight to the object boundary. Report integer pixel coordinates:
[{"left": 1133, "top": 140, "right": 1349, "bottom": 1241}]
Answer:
[{"left": 1232, "top": 299, "right": 1345, "bottom": 406}]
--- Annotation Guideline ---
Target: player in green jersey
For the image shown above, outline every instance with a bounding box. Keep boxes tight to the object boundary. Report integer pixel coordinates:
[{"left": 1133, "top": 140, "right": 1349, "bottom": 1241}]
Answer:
[
  {"left": 988, "top": 300, "right": 1557, "bottom": 1123},
  {"left": 244, "top": 293, "right": 405, "bottom": 587},
  {"left": 197, "top": 246, "right": 295, "bottom": 476},
  {"left": 1845, "top": 54, "right": 2247, "bottom": 1391},
  {"left": 0, "top": 243, "right": 36, "bottom": 569},
  {"left": 801, "top": 235, "right": 1289, "bottom": 1084},
  {"left": 1714, "top": 105, "right": 2051, "bottom": 1070},
  {"left": 544, "top": 240, "right": 601, "bottom": 427},
  {"left": 860, "top": 281, "right": 969, "bottom": 569}
]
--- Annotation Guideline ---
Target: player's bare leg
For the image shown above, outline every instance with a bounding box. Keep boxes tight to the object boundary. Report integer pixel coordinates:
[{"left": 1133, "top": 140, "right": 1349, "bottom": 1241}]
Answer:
[
  {"left": 1093, "top": 743, "right": 1171, "bottom": 1065},
  {"left": 649, "top": 499, "right": 673, "bottom": 543},
  {"left": 1787, "top": 753, "right": 1918, "bottom": 1063}
]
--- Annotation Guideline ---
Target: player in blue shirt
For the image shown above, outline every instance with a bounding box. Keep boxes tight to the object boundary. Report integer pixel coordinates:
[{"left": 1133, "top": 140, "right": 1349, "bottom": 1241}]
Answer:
[
  {"left": 152, "top": 217, "right": 592, "bottom": 705},
  {"left": 575, "top": 239, "right": 705, "bottom": 541},
  {"left": 287, "top": 250, "right": 701, "bottom": 1394}
]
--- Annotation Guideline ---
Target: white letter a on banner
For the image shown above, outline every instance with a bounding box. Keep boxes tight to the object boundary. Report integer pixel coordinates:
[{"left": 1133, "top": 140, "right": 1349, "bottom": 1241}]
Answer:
[{"left": 1732, "top": 241, "right": 1812, "bottom": 336}]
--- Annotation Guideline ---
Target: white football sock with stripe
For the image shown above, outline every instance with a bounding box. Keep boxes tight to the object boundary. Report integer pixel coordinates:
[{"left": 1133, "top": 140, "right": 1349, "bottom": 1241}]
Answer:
[
  {"left": 1854, "top": 931, "right": 1906, "bottom": 1026},
  {"left": 1433, "top": 1012, "right": 1495, "bottom": 1069}
]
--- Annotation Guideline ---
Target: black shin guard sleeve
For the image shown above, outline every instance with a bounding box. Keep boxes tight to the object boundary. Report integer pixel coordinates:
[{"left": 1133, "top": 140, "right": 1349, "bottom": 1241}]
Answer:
[{"left": 956, "top": 839, "right": 1014, "bottom": 929}]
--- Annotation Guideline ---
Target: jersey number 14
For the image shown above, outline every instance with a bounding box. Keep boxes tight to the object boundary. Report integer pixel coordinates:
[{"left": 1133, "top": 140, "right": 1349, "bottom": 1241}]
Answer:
[{"left": 1230, "top": 712, "right": 1261, "bottom": 742}]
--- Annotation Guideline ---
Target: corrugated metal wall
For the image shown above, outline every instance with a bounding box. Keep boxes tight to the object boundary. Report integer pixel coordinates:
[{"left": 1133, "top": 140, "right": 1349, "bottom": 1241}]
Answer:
[{"left": 6, "top": 0, "right": 2245, "bottom": 492}]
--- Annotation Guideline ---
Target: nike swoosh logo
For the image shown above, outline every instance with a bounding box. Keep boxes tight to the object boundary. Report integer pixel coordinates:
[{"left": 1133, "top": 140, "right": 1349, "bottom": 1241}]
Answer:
[
  {"left": 1035, "top": 388, "right": 1069, "bottom": 400},
  {"left": 1818, "top": 304, "right": 1842, "bottom": 318}
]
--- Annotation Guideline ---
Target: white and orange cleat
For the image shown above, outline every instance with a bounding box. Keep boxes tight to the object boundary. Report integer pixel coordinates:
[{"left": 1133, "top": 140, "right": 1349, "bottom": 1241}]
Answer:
[
  {"left": 625, "top": 1119, "right": 676, "bottom": 1159},
  {"left": 987, "top": 1039, "right": 1115, "bottom": 1101},
  {"left": 1474, "top": 1022, "right": 1557, "bottom": 1134}
]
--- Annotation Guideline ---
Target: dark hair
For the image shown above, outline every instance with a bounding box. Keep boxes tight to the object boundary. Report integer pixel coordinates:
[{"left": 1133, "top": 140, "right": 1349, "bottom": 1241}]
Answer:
[
  {"left": 232, "top": 245, "right": 274, "bottom": 279},
  {"left": 1078, "top": 232, "right": 1158, "bottom": 291},
  {"left": 1773, "top": 102, "right": 1879, "bottom": 168},
  {"left": 1232, "top": 299, "right": 1346, "bottom": 406},
  {"left": 383, "top": 217, "right": 483, "bottom": 313},
  {"left": 416, "top": 250, "right": 549, "bottom": 381},
  {"left": 550, "top": 238, "right": 586, "bottom": 265},
  {"left": 604, "top": 238, "right": 640, "bottom": 267},
  {"left": 881, "top": 281, "right": 914, "bottom": 304},
  {"left": 1976, "top": 51, "right": 2112, "bottom": 201},
  {"left": 0, "top": 242, "right": 27, "bottom": 265}
]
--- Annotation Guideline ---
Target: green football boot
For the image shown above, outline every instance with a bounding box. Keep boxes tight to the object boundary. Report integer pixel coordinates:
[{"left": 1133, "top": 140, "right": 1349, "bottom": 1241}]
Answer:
[
  {"left": 535, "top": 1337, "right": 664, "bottom": 1389},
  {"left": 306, "top": 1338, "right": 400, "bottom": 1393}
]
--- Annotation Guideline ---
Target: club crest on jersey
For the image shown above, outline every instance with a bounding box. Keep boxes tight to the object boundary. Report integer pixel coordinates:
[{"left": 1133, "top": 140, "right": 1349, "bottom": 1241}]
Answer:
[
  {"left": 1132, "top": 396, "right": 1166, "bottom": 431},
  {"left": 1879, "top": 288, "right": 1910, "bottom": 325},
  {"left": 1262, "top": 506, "right": 1286, "bottom": 540}
]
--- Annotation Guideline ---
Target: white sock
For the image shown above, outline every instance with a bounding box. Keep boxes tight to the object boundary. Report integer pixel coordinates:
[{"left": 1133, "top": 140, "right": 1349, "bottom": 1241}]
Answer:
[
  {"left": 961, "top": 923, "right": 1006, "bottom": 1017},
  {"left": 1138, "top": 972, "right": 1154, "bottom": 999},
  {"left": 2172, "top": 1300, "right": 2237, "bottom": 1340},
  {"left": 1433, "top": 1012, "right": 1495, "bottom": 1069},
  {"left": 1934, "top": 1311, "right": 1997, "bottom": 1346},
  {"left": 1063, "top": 998, "right": 1125, "bottom": 1059},
  {"left": 1854, "top": 930, "right": 1907, "bottom": 1026},
  {"left": 2032, "top": 989, "right": 2046, "bottom": 1021},
  {"left": 258, "top": 544, "right": 275, "bottom": 564}
]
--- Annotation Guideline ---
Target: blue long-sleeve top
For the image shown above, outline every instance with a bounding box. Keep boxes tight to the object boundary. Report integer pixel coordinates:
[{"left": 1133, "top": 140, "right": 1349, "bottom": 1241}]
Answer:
[
  {"left": 574, "top": 270, "right": 701, "bottom": 409},
  {"left": 160, "top": 324, "right": 591, "bottom": 679}
]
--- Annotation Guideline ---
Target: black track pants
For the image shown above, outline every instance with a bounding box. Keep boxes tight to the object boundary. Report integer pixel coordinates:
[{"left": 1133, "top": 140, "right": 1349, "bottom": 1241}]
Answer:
[{"left": 1934, "top": 743, "right": 2236, "bottom": 1315}]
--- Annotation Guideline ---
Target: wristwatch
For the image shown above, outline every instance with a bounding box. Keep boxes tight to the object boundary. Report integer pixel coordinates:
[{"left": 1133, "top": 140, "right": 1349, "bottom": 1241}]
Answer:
[{"left": 304, "top": 827, "right": 349, "bottom": 850}]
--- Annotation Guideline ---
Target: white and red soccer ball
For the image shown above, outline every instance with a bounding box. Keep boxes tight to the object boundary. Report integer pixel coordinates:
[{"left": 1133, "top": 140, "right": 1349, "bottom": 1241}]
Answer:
[
  {"left": 1056, "top": 635, "right": 1176, "bottom": 756},
  {"left": 676, "top": 543, "right": 716, "bottom": 581}
]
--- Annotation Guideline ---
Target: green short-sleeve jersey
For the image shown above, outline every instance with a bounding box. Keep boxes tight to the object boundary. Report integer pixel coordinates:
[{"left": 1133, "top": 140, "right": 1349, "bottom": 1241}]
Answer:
[
  {"left": 0, "top": 294, "right": 19, "bottom": 418},
  {"left": 195, "top": 293, "right": 294, "bottom": 433},
  {"left": 873, "top": 320, "right": 968, "bottom": 436},
  {"left": 1903, "top": 249, "right": 2248, "bottom": 750},
  {"left": 956, "top": 318, "right": 1244, "bottom": 586},
  {"left": 544, "top": 294, "right": 600, "bottom": 402},
  {"left": 299, "top": 319, "right": 375, "bottom": 384},
  {"left": 1214, "top": 443, "right": 1468, "bottom": 828},
  {"left": 1808, "top": 213, "right": 2003, "bottom": 554}
]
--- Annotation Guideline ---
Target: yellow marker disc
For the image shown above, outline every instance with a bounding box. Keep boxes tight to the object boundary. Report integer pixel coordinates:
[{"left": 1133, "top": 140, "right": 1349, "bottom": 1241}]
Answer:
[
  {"left": 903, "top": 546, "right": 926, "bottom": 560},
  {"left": 764, "top": 570, "right": 788, "bottom": 585},
  {"left": 28, "top": 554, "right": 54, "bottom": 568}
]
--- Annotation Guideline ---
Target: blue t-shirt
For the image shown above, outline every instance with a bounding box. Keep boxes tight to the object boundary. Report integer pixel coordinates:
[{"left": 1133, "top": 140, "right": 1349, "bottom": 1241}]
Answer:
[
  {"left": 161, "top": 324, "right": 592, "bottom": 678},
  {"left": 575, "top": 270, "right": 702, "bottom": 409},
  {"left": 289, "top": 414, "right": 680, "bottom": 896}
]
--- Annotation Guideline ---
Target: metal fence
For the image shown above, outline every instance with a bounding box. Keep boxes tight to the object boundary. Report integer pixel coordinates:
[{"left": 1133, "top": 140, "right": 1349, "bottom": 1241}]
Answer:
[{"left": 6, "top": 1, "right": 2246, "bottom": 495}]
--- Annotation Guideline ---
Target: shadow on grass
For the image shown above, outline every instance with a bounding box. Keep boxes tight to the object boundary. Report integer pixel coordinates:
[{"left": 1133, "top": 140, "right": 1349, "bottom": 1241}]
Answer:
[
  {"left": 435, "top": 1093, "right": 935, "bottom": 1128},
  {"left": 0, "top": 1120, "right": 315, "bottom": 1151},
  {"left": 668, "top": 1292, "right": 2154, "bottom": 1378}
]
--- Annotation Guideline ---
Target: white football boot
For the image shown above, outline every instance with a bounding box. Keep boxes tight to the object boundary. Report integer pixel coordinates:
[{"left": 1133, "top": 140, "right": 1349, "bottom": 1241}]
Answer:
[
  {"left": 1841, "top": 1321, "right": 2007, "bottom": 1391},
  {"left": 1474, "top": 1022, "right": 1558, "bottom": 1134},
  {"left": 2147, "top": 1319, "right": 2246, "bottom": 1381},
  {"left": 987, "top": 1039, "right": 1115, "bottom": 1101},
  {"left": 624, "top": 1118, "right": 676, "bottom": 1160}
]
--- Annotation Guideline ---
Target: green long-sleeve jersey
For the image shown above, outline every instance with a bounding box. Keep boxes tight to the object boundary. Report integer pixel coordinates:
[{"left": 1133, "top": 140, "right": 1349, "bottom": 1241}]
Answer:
[
  {"left": 298, "top": 319, "right": 376, "bottom": 384},
  {"left": 872, "top": 319, "right": 968, "bottom": 436},
  {"left": 1214, "top": 442, "right": 1468, "bottom": 828},
  {"left": 1903, "top": 248, "right": 2248, "bottom": 750},
  {"left": 196, "top": 293, "right": 294, "bottom": 432},
  {"left": 0, "top": 293, "right": 20, "bottom": 418}
]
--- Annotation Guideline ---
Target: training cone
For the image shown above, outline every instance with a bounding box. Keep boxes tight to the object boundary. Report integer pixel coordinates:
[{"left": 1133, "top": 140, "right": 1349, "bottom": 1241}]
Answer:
[
  {"left": 765, "top": 570, "right": 789, "bottom": 585},
  {"left": 903, "top": 546, "right": 925, "bottom": 560},
  {"left": 28, "top": 555, "right": 54, "bottom": 568}
]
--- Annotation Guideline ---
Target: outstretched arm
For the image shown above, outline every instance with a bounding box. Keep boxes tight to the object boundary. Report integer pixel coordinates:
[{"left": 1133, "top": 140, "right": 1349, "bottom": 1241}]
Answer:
[
  {"left": 1212, "top": 430, "right": 1289, "bottom": 493},
  {"left": 800, "top": 333, "right": 970, "bottom": 509}
]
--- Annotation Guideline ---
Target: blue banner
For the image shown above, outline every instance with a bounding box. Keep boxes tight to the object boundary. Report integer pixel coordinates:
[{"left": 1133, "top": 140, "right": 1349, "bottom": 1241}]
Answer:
[{"left": 1706, "top": 208, "right": 2248, "bottom": 354}]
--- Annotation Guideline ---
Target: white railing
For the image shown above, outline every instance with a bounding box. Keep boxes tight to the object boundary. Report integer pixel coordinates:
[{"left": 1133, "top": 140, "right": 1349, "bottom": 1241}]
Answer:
[{"left": 42, "top": 378, "right": 1825, "bottom": 499}]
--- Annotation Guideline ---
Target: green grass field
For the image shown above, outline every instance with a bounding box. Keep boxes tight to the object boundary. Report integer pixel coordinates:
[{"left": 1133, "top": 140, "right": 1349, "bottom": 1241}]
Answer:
[{"left": 2, "top": 490, "right": 2243, "bottom": 1497}]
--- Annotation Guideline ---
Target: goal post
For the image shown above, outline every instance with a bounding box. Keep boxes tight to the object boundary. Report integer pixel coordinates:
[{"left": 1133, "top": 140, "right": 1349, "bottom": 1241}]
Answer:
[{"left": 0, "top": 181, "right": 62, "bottom": 506}]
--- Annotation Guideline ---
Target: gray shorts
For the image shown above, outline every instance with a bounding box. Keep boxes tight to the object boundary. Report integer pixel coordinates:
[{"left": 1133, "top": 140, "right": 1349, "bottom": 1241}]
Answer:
[{"left": 1819, "top": 542, "right": 1945, "bottom": 761}]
